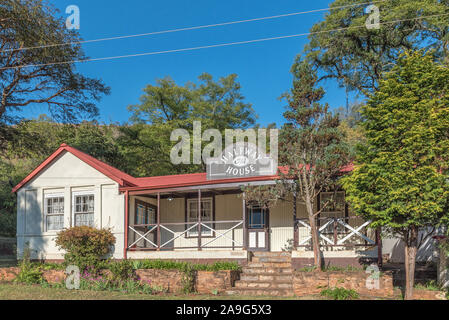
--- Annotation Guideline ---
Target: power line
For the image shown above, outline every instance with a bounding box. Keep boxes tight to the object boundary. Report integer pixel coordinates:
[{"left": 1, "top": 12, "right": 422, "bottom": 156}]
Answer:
[
  {"left": 0, "top": 0, "right": 387, "bottom": 54},
  {"left": 1, "top": 12, "right": 448, "bottom": 71}
]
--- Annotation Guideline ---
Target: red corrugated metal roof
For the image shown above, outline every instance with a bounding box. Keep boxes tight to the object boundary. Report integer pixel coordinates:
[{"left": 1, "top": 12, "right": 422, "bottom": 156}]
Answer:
[
  {"left": 12, "top": 143, "right": 354, "bottom": 193},
  {"left": 12, "top": 144, "right": 139, "bottom": 193}
]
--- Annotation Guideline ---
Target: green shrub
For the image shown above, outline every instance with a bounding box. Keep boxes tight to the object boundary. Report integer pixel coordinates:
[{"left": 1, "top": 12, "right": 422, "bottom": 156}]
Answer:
[
  {"left": 55, "top": 226, "right": 115, "bottom": 271},
  {"left": 109, "top": 259, "right": 135, "bottom": 282},
  {"left": 320, "top": 287, "right": 360, "bottom": 300},
  {"left": 15, "top": 245, "right": 44, "bottom": 285},
  {"left": 131, "top": 259, "right": 241, "bottom": 272},
  {"left": 415, "top": 280, "right": 441, "bottom": 291}
]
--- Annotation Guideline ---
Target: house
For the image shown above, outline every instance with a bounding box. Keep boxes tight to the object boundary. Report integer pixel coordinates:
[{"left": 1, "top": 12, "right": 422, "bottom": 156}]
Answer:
[{"left": 13, "top": 143, "right": 382, "bottom": 268}]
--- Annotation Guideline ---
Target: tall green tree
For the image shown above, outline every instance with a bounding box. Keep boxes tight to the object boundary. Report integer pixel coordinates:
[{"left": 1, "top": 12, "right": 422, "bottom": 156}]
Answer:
[
  {"left": 274, "top": 58, "right": 351, "bottom": 268},
  {"left": 121, "top": 73, "right": 257, "bottom": 177},
  {"left": 342, "top": 51, "right": 449, "bottom": 299},
  {"left": 0, "top": 0, "right": 109, "bottom": 126},
  {"left": 305, "top": 0, "right": 449, "bottom": 95}
]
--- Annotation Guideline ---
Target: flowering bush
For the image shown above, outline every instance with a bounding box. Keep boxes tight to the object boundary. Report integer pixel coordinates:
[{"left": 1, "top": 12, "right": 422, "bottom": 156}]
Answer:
[{"left": 55, "top": 226, "right": 116, "bottom": 271}]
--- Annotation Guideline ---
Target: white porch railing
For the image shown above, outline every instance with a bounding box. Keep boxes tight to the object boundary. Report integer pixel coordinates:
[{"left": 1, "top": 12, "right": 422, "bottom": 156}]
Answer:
[
  {"left": 127, "top": 220, "right": 244, "bottom": 251},
  {"left": 296, "top": 217, "right": 376, "bottom": 248}
]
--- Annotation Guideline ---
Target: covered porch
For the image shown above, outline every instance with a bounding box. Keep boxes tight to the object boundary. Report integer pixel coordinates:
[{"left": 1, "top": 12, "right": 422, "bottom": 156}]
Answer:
[{"left": 122, "top": 181, "right": 381, "bottom": 265}]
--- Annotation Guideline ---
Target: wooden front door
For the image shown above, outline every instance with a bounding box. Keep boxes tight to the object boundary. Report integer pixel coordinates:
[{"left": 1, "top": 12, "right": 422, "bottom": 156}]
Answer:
[{"left": 247, "top": 206, "right": 269, "bottom": 251}]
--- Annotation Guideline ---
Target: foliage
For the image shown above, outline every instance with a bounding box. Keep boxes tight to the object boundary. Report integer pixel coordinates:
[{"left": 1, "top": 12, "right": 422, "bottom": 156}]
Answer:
[
  {"left": 108, "top": 260, "right": 136, "bottom": 283},
  {"left": 180, "top": 263, "right": 196, "bottom": 294},
  {"left": 0, "top": 0, "right": 109, "bottom": 126},
  {"left": 55, "top": 226, "right": 116, "bottom": 272},
  {"left": 120, "top": 73, "right": 257, "bottom": 177},
  {"left": 270, "top": 58, "right": 351, "bottom": 269},
  {"left": 414, "top": 280, "right": 441, "bottom": 291},
  {"left": 342, "top": 51, "right": 449, "bottom": 299},
  {"left": 130, "top": 259, "right": 241, "bottom": 272},
  {"left": 304, "top": 0, "right": 449, "bottom": 94},
  {"left": 320, "top": 287, "right": 359, "bottom": 300},
  {"left": 14, "top": 245, "right": 43, "bottom": 285}
]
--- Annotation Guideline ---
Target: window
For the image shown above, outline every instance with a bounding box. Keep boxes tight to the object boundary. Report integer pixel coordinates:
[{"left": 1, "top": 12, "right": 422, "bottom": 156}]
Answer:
[
  {"left": 135, "top": 201, "right": 156, "bottom": 225},
  {"left": 319, "top": 191, "right": 346, "bottom": 234},
  {"left": 73, "top": 193, "right": 94, "bottom": 227},
  {"left": 45, "top": 194, "right": 64, "bottom": 231},
  {"left": 248, "top": 206, "right": 267, "bottom": 229},
  {"left": 187, "top": 198, "right": 213, "bottom": 237}
]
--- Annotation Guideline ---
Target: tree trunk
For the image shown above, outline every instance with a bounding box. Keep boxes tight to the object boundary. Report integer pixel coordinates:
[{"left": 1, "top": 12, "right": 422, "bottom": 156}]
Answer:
[
  {"left": 309, "top": 215, "right": 322, "bottom": 269},
  {"left": 305, "top": 197, "right": 321, "bottom": 270},
  {"left": 404, "top": 226, "right": 418, "bottom": 300}
]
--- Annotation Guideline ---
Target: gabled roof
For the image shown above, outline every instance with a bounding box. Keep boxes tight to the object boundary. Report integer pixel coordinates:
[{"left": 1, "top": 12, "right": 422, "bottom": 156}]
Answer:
[{"left": 12, "top": 144, "right": 138, "bottom": 193}]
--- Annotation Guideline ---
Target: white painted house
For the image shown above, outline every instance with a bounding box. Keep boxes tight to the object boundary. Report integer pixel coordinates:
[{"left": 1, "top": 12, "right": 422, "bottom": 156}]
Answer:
[{"left": 13, "top": 143, "right": 386, "bottom": 267}]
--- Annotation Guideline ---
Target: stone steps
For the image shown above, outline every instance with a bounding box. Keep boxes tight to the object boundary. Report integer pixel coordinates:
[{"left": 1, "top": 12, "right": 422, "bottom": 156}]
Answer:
[
  {"left": 240, "top": 273, "right": 293, "bottom": 282},
  {"left": 225, "top": 288, "right": 293, "bottom": 297},
  {"left": 251, "top": 257, "right": 291, "bottom": 263},
  {"left": 226, "top": 252, "right": 294, "bottom": 297},
  {"left": 235, "top": 281, "right": 293, "bottom": 289},
  {"left": 242, "top": 267, "right": 293, "bottom": 274}
]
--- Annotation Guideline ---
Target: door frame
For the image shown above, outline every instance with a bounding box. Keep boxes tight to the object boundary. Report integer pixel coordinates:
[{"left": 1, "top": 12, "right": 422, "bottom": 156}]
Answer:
[
  {"left": 246, "top": 205, "right": 270, "bottom": 252},
  {"left": 134, "top": 199, "right": 158, "bottom": 249}
]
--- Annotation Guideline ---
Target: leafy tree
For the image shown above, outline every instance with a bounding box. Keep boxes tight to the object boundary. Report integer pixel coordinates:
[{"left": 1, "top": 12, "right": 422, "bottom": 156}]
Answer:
[
  {"left": 279, "top": 58, "right": 351, "bottom": 268},
  {"left": 0, "top": 0, "right": 109, "bottom": 126},
  {"left": 245, "top": 59, "right": 351, "bottom": 269},
  {"left": 336, "top": 102, "right": 366, "bottom": 150},
  {"left": 342, "top": 51, "right": 449, "bottom": 299},
  {"left": 305, "top": 0, "right": 449, "bottom": 95},
  {"left": 121, "top": 73, "right": 257, "bottom": 177}
]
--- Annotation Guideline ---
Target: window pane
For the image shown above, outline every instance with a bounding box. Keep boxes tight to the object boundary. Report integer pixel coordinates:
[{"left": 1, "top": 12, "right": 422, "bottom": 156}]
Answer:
[
  {"left": 47, "top": 215, "right": 64, "bottom": 231},
  {"left": 74, "top": 195, "right": 94, "bottom": 213},
  {"left": 75, "top": 213, "right": 94, "bottom": 227}
]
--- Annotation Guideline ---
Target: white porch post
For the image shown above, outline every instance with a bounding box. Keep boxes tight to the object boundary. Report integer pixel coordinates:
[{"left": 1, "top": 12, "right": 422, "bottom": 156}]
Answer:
[
  {"left": 157, "top": 192, "right": 161, "bottom": 251},
  {"left": 242, "top": 192, "right": 247, "bottom": 250},
  {"left": 198, "top": 189, "right": 202, "bottom": 251}
]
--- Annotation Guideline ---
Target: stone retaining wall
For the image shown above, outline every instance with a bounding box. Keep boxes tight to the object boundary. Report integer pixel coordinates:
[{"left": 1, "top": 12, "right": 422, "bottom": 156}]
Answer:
[
  {"left": 293, "top": 271, "right": 394, "bottom": 298},
  {"left": 0, "top": 267, "right": 239, "bottom": 294}
]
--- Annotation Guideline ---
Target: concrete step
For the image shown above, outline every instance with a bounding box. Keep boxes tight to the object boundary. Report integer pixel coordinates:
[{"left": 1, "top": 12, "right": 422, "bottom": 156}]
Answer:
[
  {"left": 225, "top": 288, "right": 294, "bottom": 297},
  {"left": 252, "top": 256, "right": 291, "bottom": 263},
  {"left": 240, "top": 273, "right": 293, "bottom": 282},
  {"left": 252, "top": 251, "right": 291, "bottom": 257},
  {"left": 242, "top": 267, "right": 293, "bottom": 274},
  {"left": 248, "top": 261, "right": 292, "bottom": 268},
  {"left": 235, "top": 280, "right": 293, "bottom": 289}
]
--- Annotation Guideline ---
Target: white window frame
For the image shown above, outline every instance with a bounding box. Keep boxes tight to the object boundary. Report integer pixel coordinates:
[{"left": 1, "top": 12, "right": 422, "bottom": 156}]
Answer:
[
  {"left": 44, "top": 193, "right": 65, "bottom": 232},
  {"left": 186, "top": 197, "right": 213, "bottom": 237},
  {"left": 72, "top": 191, "right": 95, "bottom": 227}
]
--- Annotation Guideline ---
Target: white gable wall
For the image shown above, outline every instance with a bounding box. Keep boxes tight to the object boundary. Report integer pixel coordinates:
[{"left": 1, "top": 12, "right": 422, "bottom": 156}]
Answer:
[{"left": 16, "top": 151, "right": 125, "bottom": 260}]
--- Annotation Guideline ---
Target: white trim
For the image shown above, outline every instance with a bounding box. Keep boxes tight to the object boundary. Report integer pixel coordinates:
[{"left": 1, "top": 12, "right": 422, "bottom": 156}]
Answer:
[
  {"left": 43, "top": 193, "right": 65, "bottom": 232},
  {"left": 72, "top": 190, "right": 95, "bottom": 227},
  {"left": 186, "top": 197, "right": 213, "bottom": 237}
]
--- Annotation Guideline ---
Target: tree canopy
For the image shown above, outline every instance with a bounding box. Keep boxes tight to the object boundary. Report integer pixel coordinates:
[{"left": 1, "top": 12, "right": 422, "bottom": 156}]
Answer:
[
  {"left": 341, "top": 51, "right": 449, "bottom": 299},
  {"left": 0, "top": 0, "right": 110, "bottom": 125},
  {"left": 305, "top": 0, "right": 449, "bottom": 94}
]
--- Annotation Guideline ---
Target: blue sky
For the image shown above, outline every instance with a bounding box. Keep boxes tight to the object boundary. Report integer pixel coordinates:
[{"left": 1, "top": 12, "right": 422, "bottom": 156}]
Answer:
[{"left": 27, "top": 0, "right": 362, "bottom": 127}]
